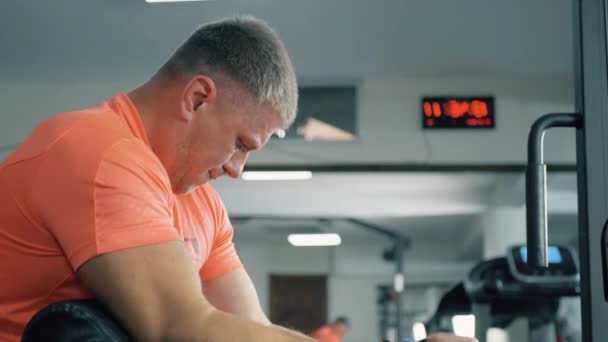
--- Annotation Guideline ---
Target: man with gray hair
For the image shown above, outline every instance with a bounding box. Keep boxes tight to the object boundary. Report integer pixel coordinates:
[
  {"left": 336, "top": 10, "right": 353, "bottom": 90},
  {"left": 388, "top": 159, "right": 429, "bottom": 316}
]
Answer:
[
  {"left": 0, "top": 15, "right": 475, "bottom": 342},
  {"left": 0, "top": 15, "right": 309, "bottom": 341}
]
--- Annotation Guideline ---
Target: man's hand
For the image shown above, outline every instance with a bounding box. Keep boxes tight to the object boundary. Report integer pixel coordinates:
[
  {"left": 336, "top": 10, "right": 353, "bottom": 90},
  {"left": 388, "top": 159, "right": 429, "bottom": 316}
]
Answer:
[{"left": 424, "top": 333, "right": 478, "bottom": 342}]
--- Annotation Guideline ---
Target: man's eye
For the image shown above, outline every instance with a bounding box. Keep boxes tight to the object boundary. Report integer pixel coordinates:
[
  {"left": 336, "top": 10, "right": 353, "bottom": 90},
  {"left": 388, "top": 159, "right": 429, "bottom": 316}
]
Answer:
[{"left": 237, "top": 140, "right": 248, "bottom": 152}]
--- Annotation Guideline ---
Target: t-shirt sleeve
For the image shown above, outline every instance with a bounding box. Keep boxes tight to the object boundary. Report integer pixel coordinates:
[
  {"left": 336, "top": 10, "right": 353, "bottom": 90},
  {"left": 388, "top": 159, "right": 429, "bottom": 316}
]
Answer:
[
  {"left": 199, "top": 188, "right": 242, "bottom": 281},
  {"left": 35, "top": 138, "right": 180, "bottom": 270}
]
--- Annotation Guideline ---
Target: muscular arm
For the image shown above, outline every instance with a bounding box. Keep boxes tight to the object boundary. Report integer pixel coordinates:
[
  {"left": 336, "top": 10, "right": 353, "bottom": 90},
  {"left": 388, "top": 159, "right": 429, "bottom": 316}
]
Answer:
[
  {"left": 202, "top": 267, "right": 271, "bottom": 325},
  {"left": 77, "top": 241, "right": 314, "bottom": 341},
  {"left": 202, "top": 267, "right": 308, "bottom": 336}
]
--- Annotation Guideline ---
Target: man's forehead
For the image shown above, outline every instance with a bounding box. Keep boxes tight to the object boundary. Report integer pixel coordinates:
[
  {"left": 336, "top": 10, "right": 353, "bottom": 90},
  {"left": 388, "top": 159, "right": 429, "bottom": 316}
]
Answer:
[{"left": 255, "top": 107, "right": 283, "bottom": 134}]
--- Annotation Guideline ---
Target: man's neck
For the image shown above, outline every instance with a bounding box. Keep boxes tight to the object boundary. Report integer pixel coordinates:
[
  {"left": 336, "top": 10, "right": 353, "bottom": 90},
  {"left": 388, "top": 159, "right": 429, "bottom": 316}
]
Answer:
[{"left": 127, "top": 78, "right": 172, "bottom": 148}]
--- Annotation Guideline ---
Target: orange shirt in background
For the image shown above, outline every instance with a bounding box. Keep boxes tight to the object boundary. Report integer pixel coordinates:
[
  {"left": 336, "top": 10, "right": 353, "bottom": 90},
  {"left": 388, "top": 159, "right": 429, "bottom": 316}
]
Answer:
[
  {"left": 311, "top": 325, "right": 341, "bottom": 342},
  {"left": 0, "top": 93, "right": 242, "bottom": 341}
]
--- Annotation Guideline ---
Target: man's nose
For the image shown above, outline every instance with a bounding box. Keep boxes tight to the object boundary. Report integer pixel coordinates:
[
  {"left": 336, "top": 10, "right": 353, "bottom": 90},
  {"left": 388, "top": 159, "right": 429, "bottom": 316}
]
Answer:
[{"left": 222, "top": 151, "right": 248, "bottom": 179}]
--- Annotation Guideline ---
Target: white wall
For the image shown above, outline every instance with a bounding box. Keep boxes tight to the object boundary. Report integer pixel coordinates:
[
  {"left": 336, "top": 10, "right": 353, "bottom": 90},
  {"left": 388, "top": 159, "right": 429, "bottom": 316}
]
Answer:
[
  {"left": 252, "top": 76, "right": 575, "bottom": 165},
  {"left": 236, "top": 240, "right": 473, "bottom": 342},
  {"left": 0, "top": 76, "right": 575, "bottom": 165}
]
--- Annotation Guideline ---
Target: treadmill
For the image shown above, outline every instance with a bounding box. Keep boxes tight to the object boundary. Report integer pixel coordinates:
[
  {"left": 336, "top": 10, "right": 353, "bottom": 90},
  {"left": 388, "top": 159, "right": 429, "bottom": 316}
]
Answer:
[{"left": 464, "top": 244, "right": 579, "bottom": 342}]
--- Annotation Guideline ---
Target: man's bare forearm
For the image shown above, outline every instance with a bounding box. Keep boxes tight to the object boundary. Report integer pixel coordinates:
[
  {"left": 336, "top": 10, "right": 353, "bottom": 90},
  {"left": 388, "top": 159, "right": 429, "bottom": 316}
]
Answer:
[
  {"left": 271, "top": 324, "right": 312, "bottom": 339},
  {"left": 200, "top": 310, "right": 315, "bottom": 342},
  {"left": 165, "top": 303, "right": 314, "bottom": 342}
]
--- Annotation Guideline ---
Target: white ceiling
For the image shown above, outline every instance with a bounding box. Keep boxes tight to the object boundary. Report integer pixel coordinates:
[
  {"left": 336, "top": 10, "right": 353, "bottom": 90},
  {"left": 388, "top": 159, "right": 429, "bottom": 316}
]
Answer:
[
  {"left": 216, "top": 172, "right": 497, "bottom": 218},
  {"left": 219, "top": 171, "right": 579, "bottom": 261},
  {"left": 0, "top": 0, "right": 573, "bottom": 81}
]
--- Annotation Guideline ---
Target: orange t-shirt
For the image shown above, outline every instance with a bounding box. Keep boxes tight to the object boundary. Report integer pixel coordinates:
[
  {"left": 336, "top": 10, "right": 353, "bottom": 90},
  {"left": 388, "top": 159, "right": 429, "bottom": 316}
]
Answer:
[
  {"left": 311, "top": 325, "right": 341, "bottom": 342},
  {"left": 0, "top": 93, "right": 242, "bottom": 341}
]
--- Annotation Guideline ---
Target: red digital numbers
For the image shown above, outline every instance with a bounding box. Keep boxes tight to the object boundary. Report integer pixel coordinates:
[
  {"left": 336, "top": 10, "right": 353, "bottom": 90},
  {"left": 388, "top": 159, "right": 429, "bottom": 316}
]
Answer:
[
  {"left": 423, "top": 100, "right": 488, "bottom": 118},
  {"left": 423, "top": 97, "right": 494, "bottom": 128}
]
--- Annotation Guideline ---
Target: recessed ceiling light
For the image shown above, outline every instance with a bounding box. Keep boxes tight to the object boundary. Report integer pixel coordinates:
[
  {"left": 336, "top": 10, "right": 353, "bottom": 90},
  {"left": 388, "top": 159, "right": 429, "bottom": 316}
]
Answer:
[
  {"left": 241, "top": 171, "right": 312, "bottom": 181},
  {"left": 145, "top": 0, "right": 210, "bottom": 3},
  {"left": 287, "top": 233, "right": 342, "bottom": 247},
  {"left": 451, "top": 315, "right": 476, "bottom": 338}
]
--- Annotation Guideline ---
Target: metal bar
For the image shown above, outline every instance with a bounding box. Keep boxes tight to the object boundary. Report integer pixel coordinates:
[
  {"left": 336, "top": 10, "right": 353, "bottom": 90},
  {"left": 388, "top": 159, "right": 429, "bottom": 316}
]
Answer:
[
  {"left": 346, "top": 218, "right": 402, "bottom": 240},
  {"left": 573, "top": 0, "right": 608, "bottom": 339},
  {"left": 525, "top": 113, "right": 581, "bottom": 268},
  {"left": 394, "top": 238, "right": 406, "bottom": 342}
]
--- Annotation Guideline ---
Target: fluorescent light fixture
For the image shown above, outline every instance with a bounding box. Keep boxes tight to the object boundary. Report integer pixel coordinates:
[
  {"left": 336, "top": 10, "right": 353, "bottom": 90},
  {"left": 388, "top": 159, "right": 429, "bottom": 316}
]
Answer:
[
  {"left": 393, "top": 273, "right": 405, "bottom": 293},
  {"left": 486, "top": 328, "right": 508, "bottom": 342},
  {"left": 386, "top": 328, "right": 396, "bottom": 342},
  {"left": 412, "top": 322, "right": 427, "bottom": 341},
  {"left": 287, "top": 233, "right": 341, "bottom": 247},
  {"left": 452, "top": 315, "right": 475, "bottom": 338},
  {"left": 146, "top": 0, "right": 208, "bottom": 2},
  {"left": 241, "top": 171, "right": 312, "bottom": 181}
]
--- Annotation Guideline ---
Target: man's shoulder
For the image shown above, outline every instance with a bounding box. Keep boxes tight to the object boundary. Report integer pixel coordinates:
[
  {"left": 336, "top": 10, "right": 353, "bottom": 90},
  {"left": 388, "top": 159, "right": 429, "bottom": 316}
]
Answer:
[
  {"left": 3, "top": 99, "right": 138, "bottom": 168},
  {"left": 42, "top": 100, "right": 134, "bottom": 152}
]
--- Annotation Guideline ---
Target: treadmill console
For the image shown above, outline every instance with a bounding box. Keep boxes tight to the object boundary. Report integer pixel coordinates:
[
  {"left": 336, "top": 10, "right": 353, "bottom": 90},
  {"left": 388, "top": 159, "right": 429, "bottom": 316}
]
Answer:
[{"left": 507, "top": 245, "right": 579, "bottom": 284}]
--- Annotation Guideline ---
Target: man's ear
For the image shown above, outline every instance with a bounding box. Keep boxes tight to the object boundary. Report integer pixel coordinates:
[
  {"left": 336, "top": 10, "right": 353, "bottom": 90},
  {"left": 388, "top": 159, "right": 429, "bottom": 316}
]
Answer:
[{"left": 180, "top": 75, "right": 217, "bottom": 122}]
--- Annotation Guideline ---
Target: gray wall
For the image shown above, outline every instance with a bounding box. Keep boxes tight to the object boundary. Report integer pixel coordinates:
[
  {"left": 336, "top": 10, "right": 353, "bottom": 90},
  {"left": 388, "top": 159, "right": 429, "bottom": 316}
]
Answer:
[{"left": 0, "top": 76, "right": 575, "bottom": 165}]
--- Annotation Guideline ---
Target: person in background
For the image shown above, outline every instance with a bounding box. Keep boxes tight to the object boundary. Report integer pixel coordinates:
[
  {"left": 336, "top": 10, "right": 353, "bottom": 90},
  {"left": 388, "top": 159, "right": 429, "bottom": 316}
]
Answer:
[{"left": 311, "top": 316, "right": 350, "bottom": 342}]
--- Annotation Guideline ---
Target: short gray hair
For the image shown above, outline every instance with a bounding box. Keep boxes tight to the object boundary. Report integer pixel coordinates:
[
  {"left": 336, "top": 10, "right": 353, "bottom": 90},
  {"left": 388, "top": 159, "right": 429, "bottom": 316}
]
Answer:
[{"left": 161, "top": 15, "right": 298, "bottom": 127}]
